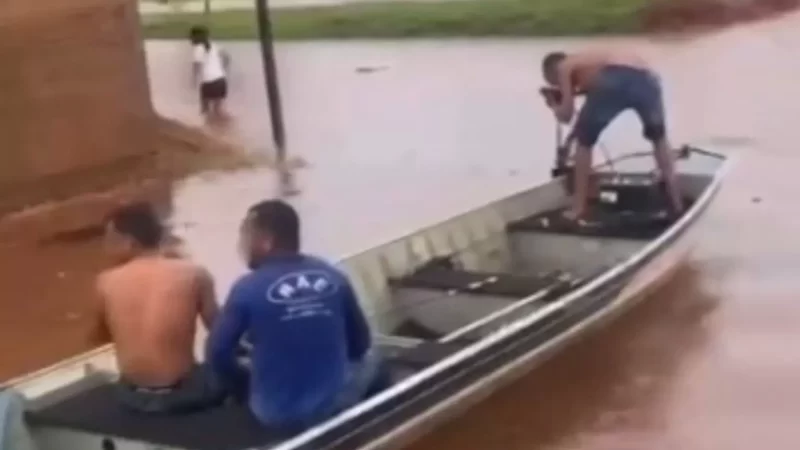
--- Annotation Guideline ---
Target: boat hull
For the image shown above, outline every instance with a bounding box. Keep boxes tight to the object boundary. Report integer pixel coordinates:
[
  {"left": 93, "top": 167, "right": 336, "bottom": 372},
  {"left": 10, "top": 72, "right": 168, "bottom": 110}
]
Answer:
[{"left": 345, "top": 204, "right": 706, "bottom": 450}]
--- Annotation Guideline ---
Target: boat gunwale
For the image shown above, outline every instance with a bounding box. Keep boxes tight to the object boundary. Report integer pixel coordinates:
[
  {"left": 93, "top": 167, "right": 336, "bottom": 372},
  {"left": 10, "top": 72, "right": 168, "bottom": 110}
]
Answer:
[{"left": 268, "top": 147, "right": 733, "bottom": 450}]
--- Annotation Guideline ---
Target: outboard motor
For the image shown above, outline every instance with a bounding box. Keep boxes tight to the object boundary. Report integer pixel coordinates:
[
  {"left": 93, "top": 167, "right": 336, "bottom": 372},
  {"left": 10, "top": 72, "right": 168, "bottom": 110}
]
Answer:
[{"left": 594, "top": 173, "right": 668, "bottom": 212}]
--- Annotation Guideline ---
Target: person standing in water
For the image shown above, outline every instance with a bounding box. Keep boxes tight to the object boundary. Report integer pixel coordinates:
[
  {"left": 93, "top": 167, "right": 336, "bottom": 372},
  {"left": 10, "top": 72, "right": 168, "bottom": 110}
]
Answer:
[{"left": 189, "top": 25, "right": 230, "bottom": 120}]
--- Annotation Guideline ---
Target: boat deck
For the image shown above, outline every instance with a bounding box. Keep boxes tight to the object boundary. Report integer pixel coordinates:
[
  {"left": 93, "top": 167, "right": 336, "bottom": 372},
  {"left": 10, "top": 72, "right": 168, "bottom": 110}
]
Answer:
[
  {"left": 507, "top": 204, "right": 684, "bottom": 240},
  {"left": 28, "top": 381, "right": 282, "bottom": 450},
  {"left": 26, "top": 341, "right": 466, "bottom": 450}
]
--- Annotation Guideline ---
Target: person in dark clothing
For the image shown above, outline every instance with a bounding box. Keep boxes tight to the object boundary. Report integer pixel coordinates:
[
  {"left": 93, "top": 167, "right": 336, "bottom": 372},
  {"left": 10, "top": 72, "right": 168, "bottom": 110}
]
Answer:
[{"left": 207, "top": 200, "right": 386, "bottom": 432}]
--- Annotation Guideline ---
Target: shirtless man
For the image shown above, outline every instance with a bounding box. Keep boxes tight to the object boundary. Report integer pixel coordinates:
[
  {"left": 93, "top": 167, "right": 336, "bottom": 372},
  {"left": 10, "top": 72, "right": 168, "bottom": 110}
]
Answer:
[
  {"left": 93, "top": 202, "right": 226, "bottom": 414},
  {"left": 540, "top": 50, "right": 684, "bottom": 220}
]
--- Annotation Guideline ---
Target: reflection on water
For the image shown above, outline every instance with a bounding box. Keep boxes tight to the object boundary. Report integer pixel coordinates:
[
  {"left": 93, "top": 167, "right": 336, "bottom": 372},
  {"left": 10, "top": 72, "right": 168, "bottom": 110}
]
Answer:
[{"left": 407, "top": 266, "right": 719, "bottom": 450}]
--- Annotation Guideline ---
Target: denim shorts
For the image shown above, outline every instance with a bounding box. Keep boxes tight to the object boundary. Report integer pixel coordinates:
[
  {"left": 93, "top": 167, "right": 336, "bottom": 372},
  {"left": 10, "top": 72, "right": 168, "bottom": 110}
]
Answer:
[{"left": 574, "top": 65, "right": 667, "bottom": 148}]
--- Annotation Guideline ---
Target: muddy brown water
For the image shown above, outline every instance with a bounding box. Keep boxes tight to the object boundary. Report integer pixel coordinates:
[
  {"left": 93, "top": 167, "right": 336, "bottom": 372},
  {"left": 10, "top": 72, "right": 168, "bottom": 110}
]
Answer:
[{"left": 3, "top": 12, "right": 800, "bottom": 449}]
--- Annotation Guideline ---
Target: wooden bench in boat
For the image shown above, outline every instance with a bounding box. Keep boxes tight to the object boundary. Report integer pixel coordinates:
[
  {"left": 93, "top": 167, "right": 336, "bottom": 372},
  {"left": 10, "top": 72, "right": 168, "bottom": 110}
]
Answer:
[
  {"left": 393, "top": 265, "right": 565, "bottom": 298},
  {"left": 388, "top": 262, "right": 583, "bottom": 341}
]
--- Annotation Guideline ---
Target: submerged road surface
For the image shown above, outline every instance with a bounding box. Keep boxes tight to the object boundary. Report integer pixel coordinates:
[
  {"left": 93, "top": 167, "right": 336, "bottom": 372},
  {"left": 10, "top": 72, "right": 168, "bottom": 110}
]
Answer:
[
  {"left": 146, "top": 16, "right": 800, "bottom": 449},
  {"left": 0, "top": 11, "right": 799, "bottom": 450}
]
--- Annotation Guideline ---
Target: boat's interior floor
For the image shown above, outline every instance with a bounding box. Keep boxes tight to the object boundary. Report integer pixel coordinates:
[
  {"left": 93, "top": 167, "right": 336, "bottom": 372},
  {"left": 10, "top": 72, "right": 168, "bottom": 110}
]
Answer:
[
  {"left": 508, "top": 198, "right": 695, "bottom": 240},
  {"left": 28, "top": 382, "right": 282, "bottom": 450},
  {"left": 26, "top": 342, "right": 465, "bottom": 450},
  {"left": 394, "top": 264, "right": 565, "bottom": 298}
]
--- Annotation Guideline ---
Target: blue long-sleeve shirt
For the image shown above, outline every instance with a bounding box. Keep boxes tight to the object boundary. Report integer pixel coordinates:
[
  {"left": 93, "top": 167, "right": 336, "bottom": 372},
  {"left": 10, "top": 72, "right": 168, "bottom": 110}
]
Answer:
[{"left": 206, "top": 253, "right": 372, "bottom": 430}]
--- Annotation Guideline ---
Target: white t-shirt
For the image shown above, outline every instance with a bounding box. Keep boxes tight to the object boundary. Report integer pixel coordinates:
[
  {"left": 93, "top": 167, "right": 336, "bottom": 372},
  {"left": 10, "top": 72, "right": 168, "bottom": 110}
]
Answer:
[{"left": 193, "top": 43, "right": 226, "bottom": 83}]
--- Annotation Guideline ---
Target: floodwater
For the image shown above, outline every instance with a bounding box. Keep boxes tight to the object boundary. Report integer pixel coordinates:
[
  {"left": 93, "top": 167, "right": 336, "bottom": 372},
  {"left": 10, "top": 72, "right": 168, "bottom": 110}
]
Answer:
[{"left": 4, "top": 10, "right": 800, "bottom": 449}]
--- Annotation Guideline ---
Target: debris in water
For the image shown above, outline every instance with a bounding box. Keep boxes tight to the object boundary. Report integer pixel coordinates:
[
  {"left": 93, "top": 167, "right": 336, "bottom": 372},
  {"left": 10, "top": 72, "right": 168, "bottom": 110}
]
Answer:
[
  {"left": 57, "top": 272, "right": 66, "bottom": 279},
  {"left": 65, "top": 312, "right": 81, "bottom": 321},
  {"left": 355, "top": 65, "right": 389, "bottom": 74},
  {"left": 752, "top": 196, "right": 762, "bottom": 203}
]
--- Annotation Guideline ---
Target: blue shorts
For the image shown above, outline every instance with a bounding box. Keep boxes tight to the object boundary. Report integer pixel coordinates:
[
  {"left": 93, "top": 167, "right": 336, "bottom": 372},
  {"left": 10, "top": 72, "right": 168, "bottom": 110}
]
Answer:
[{"left": 573, "top": 65, "right": 667, "bottom": 148}]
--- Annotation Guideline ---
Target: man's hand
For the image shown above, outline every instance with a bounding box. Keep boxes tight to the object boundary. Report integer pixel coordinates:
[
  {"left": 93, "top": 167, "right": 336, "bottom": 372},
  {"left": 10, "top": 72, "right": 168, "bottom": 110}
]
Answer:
[
  {"left": 539, "top": 87, "right": 562, "bottom": 108},
  {"left": 540, "top": 86, "right": 573, "bottom": 123}
]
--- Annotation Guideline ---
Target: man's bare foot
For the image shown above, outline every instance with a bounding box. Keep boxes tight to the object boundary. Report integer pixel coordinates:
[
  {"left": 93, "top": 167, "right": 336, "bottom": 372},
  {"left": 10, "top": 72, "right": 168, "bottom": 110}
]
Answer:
[{"left": 562, "top": 209, "right": 588, "bottom": 226}]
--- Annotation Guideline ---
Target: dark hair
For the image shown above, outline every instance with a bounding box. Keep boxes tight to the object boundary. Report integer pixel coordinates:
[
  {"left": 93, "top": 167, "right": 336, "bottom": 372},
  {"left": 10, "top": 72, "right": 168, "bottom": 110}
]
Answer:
[
  {"left": 189, "top": 25, "right": 210, "bottom": 50},
  {"left": 542, "top": 51, "right": 567, "bottom": 79},
  {"left": 107, "top": 202, "right": 164, "bottom": 249},
  {"left": 247, "top": 200, "right": 300, "bottom": 251}
]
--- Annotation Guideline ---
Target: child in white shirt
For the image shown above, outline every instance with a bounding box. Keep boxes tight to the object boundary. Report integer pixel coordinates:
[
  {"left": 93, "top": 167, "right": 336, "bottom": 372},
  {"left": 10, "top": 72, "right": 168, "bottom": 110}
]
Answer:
[{"left": 189, "top": 26, "right": 230, "bottom": 119}]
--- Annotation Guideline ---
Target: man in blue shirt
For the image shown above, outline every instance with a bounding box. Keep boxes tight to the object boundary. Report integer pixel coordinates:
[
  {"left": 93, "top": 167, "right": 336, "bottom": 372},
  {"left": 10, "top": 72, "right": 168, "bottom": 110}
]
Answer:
[{"left": 207, "top": 200, "right": 385, "bottom": 431}]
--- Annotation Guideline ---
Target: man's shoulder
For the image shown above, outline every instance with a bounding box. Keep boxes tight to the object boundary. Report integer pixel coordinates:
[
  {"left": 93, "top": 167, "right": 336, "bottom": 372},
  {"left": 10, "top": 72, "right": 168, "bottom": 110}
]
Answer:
[
  {"left": 156, "top": 257, "right": 209, "bottom": 281},
  {"left": 300, "top": 253, "right": 338, "bottom": 269},
  {"left": 95, "top": 266, "right": 119, "bottom": 294}
]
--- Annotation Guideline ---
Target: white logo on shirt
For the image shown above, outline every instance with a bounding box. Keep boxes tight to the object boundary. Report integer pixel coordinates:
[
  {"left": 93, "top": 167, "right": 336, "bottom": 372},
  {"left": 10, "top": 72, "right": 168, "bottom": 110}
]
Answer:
[{"left": 266, "top": 270, "right": 338, "bottom": 305}]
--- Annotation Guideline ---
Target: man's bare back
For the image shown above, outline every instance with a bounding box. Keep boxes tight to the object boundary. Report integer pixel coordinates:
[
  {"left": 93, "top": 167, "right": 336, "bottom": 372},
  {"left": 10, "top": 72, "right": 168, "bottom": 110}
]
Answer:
[
  {"left": 561, "top": 50, "right": 651, "bottom": 94},
  {"left": 97, "top": 256, "right": 216, "bottom": 387},
  {"left": 95, "top": 203, "right": 218, "bottom": 391}
]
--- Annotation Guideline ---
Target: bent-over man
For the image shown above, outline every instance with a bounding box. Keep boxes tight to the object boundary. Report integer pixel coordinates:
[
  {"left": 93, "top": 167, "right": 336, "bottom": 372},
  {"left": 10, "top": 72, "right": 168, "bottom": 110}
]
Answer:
[{"left": 540, "top": 50, "right": 684, "bottom": 220}]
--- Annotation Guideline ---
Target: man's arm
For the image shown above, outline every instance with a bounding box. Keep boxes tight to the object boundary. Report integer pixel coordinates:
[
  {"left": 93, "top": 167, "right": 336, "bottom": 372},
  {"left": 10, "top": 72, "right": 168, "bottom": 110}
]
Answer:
[
  {"left": 196, "top": 267, "right": 219, "bottom": 330},
  {"left": 340, "top": 282, "right": 371, "bottom": 362},
  {"left": 90, "top": 275, "right": 112, "bottom": 346},
  {"left": 554, "top": 60, "right": 576, "bottom": 124},
  {"left": 191, "top": 45, "right": 204, "bottom": 85},
  {"left": 206, "top": 280, "right": 249, "bottom": 387}
]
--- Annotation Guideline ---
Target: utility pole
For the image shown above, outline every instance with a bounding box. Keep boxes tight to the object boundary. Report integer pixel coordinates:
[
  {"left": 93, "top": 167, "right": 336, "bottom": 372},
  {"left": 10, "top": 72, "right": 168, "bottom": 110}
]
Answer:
[{"left": 254, "top": 0, "right": 287, "bottom": 163}]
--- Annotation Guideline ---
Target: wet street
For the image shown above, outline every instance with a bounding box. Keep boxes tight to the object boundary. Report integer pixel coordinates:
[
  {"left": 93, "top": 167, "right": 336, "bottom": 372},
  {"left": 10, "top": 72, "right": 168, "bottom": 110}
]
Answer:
[{"left": 3, "top": 10, "right": 800, "bottom": 449}]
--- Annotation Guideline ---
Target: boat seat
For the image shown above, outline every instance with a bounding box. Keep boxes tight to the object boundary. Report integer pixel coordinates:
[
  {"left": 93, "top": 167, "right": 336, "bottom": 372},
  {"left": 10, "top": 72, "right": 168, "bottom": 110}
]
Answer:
[
  {"left": 26, "top": 381, "right": 287, "bottom": 450},
  {"left": 392, "top": 266, "right": 559, "bottom": 298},
  {"left": 392, "top": 341, "right": 465, "bottom": 370},
  {"left": 507, "top": 206, "right": 678, "bottom": 240}
]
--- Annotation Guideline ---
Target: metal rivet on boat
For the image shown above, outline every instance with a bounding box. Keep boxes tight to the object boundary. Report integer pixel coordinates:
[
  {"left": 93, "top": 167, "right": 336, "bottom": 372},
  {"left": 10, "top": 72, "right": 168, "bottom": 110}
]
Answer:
[
  {"left": 467, "top": 281, "right": 482, "bottom": 290},
  {"left": 486, "top": 276, "right": 498, "bottom": 284}
]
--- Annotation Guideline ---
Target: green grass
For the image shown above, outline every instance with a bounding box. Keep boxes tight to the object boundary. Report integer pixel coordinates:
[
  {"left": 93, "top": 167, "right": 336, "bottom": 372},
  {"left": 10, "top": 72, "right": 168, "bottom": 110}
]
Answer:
[{"left": 142, "top": 0, "right": 651, "bottom": 40}]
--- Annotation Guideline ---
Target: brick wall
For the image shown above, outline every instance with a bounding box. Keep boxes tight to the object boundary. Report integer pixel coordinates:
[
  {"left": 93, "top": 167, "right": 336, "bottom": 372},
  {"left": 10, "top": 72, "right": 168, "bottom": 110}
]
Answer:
[{"left": 0, "top": 0, "right": 157, "bottom": 210}]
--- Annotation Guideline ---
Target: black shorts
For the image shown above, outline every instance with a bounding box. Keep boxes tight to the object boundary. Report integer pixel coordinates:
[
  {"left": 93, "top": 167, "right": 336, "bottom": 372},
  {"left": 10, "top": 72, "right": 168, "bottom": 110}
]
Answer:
[{"left": 200, "top": 78, "right": 228, "bottom": 102}]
